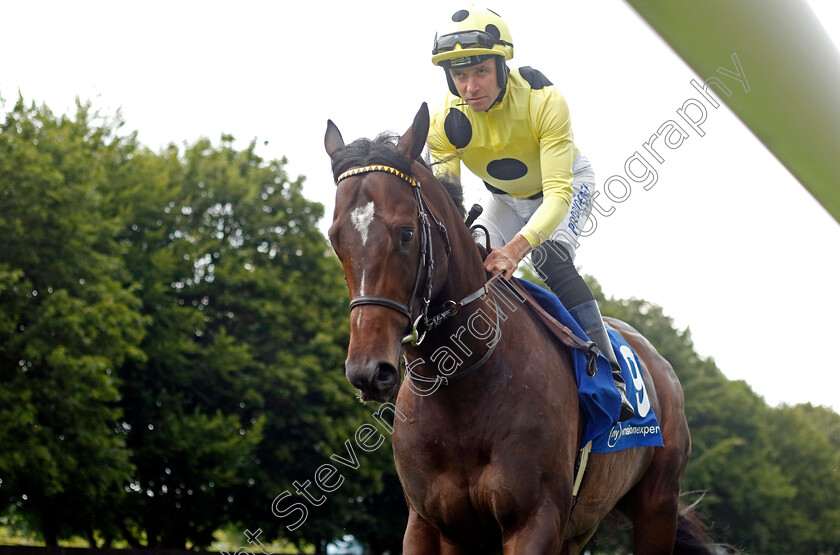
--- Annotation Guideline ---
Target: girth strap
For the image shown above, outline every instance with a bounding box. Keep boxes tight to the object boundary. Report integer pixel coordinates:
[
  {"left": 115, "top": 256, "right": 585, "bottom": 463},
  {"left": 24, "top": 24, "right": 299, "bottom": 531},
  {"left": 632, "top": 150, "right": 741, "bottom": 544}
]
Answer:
[{"left": 571, "top": 440, "right": 593, "bottom": 511}]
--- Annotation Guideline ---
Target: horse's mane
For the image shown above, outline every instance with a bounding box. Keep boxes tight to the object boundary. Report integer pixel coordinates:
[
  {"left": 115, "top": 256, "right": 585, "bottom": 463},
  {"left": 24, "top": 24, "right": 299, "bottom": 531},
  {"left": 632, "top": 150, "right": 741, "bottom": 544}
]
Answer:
[{"left": 331, "top": 132, "right": 465, "bottom": 217}]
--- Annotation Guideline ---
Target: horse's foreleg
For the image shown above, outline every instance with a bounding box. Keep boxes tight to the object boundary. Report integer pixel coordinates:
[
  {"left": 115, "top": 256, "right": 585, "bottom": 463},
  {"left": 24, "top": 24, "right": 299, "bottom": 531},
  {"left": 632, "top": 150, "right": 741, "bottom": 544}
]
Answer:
[
  {"left": 501, "top": 499, "right": 567, "bottom": 555},
  {"left": 560, "top": 529, "right": 599, "bottom": 555},
  {"left": 403, "top": 508, "right": 477, "bottom": 555},
  {"left": 403, "top": 508, "right": 442, "bottom": 555}
]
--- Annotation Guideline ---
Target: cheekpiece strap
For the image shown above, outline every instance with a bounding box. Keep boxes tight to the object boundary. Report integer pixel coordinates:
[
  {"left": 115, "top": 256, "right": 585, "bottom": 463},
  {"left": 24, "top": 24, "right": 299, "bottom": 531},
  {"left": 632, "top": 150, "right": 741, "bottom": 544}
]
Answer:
[{"left": 336, "top": 165, "right": 419, "bottom": 187}]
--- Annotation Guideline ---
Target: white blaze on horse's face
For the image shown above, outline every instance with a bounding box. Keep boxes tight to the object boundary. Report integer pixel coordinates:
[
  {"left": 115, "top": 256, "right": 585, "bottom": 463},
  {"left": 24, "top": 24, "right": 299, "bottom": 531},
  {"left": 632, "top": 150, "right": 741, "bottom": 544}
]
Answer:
[
  {"left": 351, "top": 201, "right": 375, "bottom": 246},
  {"left": 357, "top": 270, "right": 365, "bottom": 327},
  {"left": 350, "top": 201, "right": 374, "bottom": 327}
]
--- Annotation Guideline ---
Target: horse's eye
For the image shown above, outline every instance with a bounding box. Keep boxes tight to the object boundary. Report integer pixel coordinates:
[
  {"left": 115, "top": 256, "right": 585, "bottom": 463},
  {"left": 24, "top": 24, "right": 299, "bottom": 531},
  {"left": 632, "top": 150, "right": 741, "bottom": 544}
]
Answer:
[{"left": 400, "top": 228, "right": 415, "bottom": 244}]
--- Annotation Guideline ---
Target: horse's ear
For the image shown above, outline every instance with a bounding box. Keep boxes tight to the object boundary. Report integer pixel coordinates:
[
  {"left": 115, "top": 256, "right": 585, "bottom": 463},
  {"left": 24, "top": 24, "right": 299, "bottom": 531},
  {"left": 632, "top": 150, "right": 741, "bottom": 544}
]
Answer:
[
  {"left": 324, "top": 120, "right": 345, "bottom": 159},
  {"left": 396, "top": 103, "right": 430, "bottom": 161}
]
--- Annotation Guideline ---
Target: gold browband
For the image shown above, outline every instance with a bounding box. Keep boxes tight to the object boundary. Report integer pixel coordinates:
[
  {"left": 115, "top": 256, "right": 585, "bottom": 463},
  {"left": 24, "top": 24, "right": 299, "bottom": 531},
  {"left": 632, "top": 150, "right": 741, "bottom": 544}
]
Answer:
[{"left": 336, "top": 164, "right": 418, "bottom": 187}]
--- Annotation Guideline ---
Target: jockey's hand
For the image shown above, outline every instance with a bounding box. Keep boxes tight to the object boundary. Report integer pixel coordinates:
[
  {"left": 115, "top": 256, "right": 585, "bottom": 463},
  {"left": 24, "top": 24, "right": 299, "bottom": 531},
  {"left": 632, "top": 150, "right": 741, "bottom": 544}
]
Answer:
[{"left": 484, "top": 234, "right": 532, "bottom": 280}]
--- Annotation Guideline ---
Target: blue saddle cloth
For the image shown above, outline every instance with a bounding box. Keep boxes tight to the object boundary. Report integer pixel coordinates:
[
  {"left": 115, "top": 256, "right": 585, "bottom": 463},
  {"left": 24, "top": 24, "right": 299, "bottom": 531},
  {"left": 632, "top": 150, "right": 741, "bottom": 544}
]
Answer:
[{"left": 516, "top": 279, "right": 664, "bottom": 453}]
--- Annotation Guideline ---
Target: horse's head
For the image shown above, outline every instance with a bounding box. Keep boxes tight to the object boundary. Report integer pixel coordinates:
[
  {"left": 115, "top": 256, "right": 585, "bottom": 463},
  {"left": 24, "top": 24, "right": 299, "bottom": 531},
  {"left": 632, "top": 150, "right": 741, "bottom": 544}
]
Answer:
[{"left": 325, "top": 104, "right": 453, "bottom": 402}]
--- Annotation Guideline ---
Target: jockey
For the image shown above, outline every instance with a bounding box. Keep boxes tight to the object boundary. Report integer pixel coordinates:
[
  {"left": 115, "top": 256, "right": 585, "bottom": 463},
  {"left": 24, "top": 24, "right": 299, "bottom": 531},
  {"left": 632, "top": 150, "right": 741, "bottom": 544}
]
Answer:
[{"left": 427, "top": 7, "right": 634, "bottom": 422}]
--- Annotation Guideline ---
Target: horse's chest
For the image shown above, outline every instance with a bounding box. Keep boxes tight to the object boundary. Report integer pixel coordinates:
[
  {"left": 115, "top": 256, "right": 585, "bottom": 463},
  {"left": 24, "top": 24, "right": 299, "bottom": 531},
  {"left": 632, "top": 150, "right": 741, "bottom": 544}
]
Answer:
[
  {"left": 392, "top": 378, "right": 577, "bottom": 536},
  {"left": 394, "top": 432, "right": 549, "bottom": 534}
]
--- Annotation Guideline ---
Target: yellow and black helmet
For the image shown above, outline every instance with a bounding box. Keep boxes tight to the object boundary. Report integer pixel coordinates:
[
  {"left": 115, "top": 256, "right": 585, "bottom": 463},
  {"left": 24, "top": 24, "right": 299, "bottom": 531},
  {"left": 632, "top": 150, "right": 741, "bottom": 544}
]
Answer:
[
  {"left": 432, "top": 7, "right": 513, "bottom": 97},
  {"left": 431, "top": 7, "right": 514, "bottom": 67}
]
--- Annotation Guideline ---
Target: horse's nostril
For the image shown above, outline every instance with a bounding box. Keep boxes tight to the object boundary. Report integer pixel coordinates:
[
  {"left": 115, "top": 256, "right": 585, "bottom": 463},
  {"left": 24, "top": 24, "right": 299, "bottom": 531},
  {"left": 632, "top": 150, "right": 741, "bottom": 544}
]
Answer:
[
  {"left": 376, "top": 364, "right": 397, "bottom": 383},
  {"left": 375, "top": 363, "right": 399, "bottom": 387},
  {"left": 346, "top": 360, "right": 400, "bottom": 401}
]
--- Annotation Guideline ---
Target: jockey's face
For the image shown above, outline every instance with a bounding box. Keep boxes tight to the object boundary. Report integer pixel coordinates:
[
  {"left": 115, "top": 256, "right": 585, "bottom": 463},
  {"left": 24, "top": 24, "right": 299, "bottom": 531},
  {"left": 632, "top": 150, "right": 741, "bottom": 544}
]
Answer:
[{"left": 449, "top": 58, "right": 501, "bottom": 112}]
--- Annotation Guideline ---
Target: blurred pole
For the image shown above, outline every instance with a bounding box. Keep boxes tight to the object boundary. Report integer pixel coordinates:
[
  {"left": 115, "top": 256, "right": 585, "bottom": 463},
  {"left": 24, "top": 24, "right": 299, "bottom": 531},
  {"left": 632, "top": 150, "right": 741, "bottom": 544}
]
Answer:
[{"left": 625, "top": 0, "right": 840, "bottom": 223}]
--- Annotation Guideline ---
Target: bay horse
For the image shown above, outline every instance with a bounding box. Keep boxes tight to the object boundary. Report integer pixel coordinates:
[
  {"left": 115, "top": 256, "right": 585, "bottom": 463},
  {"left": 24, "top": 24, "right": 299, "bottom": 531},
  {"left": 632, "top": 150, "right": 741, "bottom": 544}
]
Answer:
[{"left": 325, "top": 103, "right": 710, "bottom": 554}]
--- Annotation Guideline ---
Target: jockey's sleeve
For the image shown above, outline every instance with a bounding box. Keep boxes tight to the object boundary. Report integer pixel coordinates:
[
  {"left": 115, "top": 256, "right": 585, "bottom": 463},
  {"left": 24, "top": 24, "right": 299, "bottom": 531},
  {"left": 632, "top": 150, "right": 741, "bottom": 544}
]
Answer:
[{"left": 520, "top": 87, "right": 575, "bottom": 246}]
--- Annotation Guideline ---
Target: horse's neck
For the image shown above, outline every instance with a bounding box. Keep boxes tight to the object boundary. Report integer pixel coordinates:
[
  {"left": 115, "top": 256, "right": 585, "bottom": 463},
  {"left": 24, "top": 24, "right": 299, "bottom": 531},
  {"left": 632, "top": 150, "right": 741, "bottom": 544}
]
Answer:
[{"left": 404, "top": 275, "right": 572, "bottom": 428}]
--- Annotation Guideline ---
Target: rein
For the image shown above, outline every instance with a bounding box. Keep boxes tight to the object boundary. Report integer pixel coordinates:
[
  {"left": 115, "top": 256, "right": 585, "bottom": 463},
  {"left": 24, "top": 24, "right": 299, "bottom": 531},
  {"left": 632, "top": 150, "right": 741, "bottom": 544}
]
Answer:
[{"left": 406, "top": 272, "right": 507, "bottom": 388}]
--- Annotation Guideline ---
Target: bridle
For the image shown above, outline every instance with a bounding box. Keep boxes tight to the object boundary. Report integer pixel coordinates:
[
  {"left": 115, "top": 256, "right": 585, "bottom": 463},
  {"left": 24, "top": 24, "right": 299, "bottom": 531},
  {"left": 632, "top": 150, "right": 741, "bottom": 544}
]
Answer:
[{"left": 335, "top": 164, "right": 451, "bottom": 346}]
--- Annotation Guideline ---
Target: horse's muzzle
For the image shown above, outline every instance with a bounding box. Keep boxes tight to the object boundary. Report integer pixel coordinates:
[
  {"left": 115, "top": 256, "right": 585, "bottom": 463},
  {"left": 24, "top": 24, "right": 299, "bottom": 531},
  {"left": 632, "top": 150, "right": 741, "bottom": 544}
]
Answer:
[{"left": 345, "top": 359, "right": 400, "bottom": 402}]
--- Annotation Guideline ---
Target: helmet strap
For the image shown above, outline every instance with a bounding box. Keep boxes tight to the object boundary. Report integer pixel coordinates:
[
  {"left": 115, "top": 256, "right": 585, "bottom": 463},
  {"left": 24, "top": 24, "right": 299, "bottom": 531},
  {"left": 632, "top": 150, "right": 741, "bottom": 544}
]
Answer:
[
  {"left": 487, "top": 83, "right": 507, "bottom": 111},
  {"left": 496, "top": 58, "right": 509, "bottom": 90},
  {"left": 444, "top": 69, "right": 460, "bottom": 97}
]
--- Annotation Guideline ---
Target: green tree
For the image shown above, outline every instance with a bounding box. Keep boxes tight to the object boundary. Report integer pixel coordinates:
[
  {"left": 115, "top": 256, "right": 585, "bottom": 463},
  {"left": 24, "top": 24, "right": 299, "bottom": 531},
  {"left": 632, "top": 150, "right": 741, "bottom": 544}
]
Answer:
[
  {"left": 1, "top": 95, "right": 402, "bottom": 549},
  {"left": 95, "top": 137, "right": 268, "bottom": 548},
  {"left": 0, "top": 97, "right": 145, "bottom": 545},
  {"left": 763, "top": 404, "right": 840, "bottom": 553}
]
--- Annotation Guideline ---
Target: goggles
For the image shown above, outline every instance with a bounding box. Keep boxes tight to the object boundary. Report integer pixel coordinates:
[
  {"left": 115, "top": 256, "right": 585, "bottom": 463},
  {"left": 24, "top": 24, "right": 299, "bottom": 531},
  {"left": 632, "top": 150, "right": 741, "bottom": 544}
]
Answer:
[{"left": 432, "top": 30, "right": 509, "bottom": 55}]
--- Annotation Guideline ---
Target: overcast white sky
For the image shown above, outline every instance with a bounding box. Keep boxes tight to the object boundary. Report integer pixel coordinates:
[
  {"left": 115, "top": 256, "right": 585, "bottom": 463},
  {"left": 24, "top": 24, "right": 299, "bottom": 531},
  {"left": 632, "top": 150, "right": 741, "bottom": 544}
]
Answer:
[{"left": 2, "top": 1, "right": 839, "bottom": 412}]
